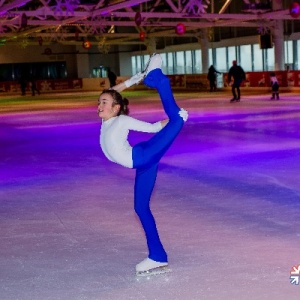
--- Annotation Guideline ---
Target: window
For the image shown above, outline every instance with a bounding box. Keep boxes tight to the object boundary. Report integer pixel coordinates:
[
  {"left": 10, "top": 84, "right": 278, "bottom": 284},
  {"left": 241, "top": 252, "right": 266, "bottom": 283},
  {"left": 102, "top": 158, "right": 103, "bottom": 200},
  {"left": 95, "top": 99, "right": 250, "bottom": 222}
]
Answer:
[
  {"left": 185, "top": 51, "right": 193, "bottom": 74},
  {"left": 160, "top": 53, "right": 167, "bottom": 74},
  {"left": 285, "top": 40, "right": 293, "bottom": 65},
  {"left": 175, "top": 51, "right": 184, "bottom": 74},
  {"left": 253, "top": 44, "right": 263, "bottom": 71},
  {"left": 167, "top": 52, "right": 174, "bottom": 74},
  {"left": 215, "top": 47, "right": 227, "bottom": 72},
  {"left": 228, "top": 46, "right": 236, "bottom": 68},
  {"left": 265, "top": 48, "right": 274, "bottom": 71},
  {"left": 131, "top": 56, "right": 137, "bottom": 75},
  {"left": 0, "top": 62, "right": 68, "bottom": 81},
  {"left": 132, "top": 37, "right": 298, "bottom": 76},
  {"left": 209, "top": 48, "right": 213, "bottom": 67},
  {"left": 240, "top": 45, "right": 252, "bottom": 71},
  {"left": 296, "top": 40, "right": 300, "bottom": 70},
  {"left": 136, "top": 56, "right": 142, "bottom": 73},
  {"left": 194, "top": 50, "right": 202, "bottom": 73}
]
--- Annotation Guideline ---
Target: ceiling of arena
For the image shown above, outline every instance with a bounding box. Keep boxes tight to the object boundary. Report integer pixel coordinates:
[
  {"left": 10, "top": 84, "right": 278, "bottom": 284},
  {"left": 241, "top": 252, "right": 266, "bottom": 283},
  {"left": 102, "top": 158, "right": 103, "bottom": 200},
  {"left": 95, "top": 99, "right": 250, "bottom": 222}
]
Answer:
[{"left": 0, "top": 0, "right": 298, "bottom": 49}]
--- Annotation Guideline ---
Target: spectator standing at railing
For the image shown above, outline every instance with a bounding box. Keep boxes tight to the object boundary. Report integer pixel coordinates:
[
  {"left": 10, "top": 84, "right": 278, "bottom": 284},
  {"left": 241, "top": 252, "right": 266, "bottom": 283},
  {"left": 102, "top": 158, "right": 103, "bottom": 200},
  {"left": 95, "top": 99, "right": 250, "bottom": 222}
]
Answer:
[{"left": 207, "top": 65, "right": 221, "bottom": 92}]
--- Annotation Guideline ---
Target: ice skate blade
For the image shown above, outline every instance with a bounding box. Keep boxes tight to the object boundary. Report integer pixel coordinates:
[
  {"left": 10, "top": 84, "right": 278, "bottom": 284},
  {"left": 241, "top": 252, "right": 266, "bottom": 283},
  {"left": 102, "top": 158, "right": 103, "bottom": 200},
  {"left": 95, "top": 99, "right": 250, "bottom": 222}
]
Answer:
[{"left": 136, "top": 266, "right": 171, "bottom": 277}]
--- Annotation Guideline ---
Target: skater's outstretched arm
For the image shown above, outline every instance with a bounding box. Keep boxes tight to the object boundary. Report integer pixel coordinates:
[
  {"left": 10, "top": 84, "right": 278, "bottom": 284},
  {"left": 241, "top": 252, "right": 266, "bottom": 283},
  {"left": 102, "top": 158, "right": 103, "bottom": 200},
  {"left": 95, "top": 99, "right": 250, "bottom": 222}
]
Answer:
[
  {"left": 111, "top": 82, "right": 127, "bottom": 93},
  {"left": 111, "top": 72, "right": 145, "bottom": 93}
]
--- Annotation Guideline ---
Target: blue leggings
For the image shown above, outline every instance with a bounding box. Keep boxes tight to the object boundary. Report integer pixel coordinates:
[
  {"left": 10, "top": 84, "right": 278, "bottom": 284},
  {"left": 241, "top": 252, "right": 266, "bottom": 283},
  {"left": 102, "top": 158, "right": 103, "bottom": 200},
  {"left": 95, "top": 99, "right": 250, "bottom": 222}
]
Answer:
[{"left": 132, "top": 69, "right": 184, "bottom": 262}]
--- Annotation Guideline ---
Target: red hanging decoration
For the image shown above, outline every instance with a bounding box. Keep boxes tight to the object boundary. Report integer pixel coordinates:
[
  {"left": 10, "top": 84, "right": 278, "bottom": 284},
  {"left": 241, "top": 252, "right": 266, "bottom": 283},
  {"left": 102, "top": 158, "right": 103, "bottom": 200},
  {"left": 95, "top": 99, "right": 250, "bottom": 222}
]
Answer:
[
  {"left": 175, "top": 23, "right": 186, "bottom": 35},
  {"left": 139, "top": 31, "right": 145, "bottom": 41},
  {"left": 135, "top": 12, "right": 142, "bottom": 26},
  {"left": 290, "top": 2, "right": 300, "bottom": 18},
  {"left": 82, "top": 40, "right": 91, "bottom": 49}
]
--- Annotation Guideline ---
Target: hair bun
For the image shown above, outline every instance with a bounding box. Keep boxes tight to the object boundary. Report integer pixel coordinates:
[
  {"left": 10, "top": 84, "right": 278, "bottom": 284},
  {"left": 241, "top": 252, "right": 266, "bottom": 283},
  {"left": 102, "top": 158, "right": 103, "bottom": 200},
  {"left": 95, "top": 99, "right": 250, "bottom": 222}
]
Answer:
[{"left": 123, "top": 97, "right": 129, "bottom": 105}]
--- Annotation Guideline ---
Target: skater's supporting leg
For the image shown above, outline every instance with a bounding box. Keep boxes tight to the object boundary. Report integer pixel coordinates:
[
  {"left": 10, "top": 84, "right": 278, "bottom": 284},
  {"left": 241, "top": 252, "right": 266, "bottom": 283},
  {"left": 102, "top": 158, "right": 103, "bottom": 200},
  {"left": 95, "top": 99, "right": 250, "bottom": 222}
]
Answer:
[{"left": 134, "top": 163, "right": 168, "bottom": 262}]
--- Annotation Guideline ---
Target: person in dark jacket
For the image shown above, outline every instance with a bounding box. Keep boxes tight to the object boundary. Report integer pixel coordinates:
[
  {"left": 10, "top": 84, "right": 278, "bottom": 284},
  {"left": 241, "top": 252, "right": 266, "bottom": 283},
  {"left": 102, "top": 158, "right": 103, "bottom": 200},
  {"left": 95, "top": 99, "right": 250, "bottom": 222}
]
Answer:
[
  {"left": 30, "top": 77, "right": 40, "bottom": 96},
  {"left": 107, "top": 69, "right": 117, "bottom": 88},
  {"left": 19, "top": 76, "right": 26, "bottom": 96},
  {"left": 228, "top": 60, "right": 246, "bottom": 102},
  {"left": 270, "top": 72, "right": 279, "bottom": 100},
  {"left": 207, "top": 65, "right": 221, "bottom": 92}
]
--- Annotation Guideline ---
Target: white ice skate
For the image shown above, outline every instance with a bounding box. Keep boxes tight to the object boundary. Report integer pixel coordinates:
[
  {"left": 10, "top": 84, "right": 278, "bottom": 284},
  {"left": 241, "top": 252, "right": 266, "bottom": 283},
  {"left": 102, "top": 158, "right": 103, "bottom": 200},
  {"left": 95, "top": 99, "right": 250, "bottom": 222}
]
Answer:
[
  {"left": 135, "top": 258, "right": 170, "bottom": 277},
  {"left": 142, "top": 53, "right": 163, "bottom": 77}
]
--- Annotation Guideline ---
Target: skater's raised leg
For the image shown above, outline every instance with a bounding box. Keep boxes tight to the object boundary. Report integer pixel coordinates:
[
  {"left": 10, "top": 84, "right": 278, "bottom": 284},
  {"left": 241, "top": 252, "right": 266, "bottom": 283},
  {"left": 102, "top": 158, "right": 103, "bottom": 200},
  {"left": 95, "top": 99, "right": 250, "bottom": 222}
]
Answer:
[{"left": 133, "top": 54, "right": 186, "bottom": 169}]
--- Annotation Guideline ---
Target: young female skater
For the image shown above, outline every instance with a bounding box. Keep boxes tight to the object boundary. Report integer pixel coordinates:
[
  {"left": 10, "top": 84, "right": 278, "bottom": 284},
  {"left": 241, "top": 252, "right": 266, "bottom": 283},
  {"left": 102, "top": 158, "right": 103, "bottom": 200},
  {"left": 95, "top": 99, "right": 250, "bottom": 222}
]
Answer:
[
  {"left": 270, "top": 72, "right": 280, "bottom": 100},
  {"left": 98, "top": 54, "right": 188, "bottom": 275}
]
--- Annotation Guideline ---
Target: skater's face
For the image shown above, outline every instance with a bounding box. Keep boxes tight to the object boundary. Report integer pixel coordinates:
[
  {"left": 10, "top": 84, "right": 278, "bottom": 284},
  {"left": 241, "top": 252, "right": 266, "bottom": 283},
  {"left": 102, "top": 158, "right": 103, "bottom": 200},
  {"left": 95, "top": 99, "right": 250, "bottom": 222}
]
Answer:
[{"left": 97, "top": 93, "right": 120, "bottom": 121}]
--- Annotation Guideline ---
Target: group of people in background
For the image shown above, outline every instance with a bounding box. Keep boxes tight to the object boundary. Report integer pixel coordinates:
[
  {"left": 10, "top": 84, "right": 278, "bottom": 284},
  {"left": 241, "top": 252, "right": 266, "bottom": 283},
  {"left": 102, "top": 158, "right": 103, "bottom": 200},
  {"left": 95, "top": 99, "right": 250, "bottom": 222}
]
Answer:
[
  {"left": 18, "top": 76, "right": 40, "bottom": 96},
  {"left": 208, "top": 60, "right": 280, "bottom": 102},
  {"left": 107, "top": 61, "right": 281, "bottom": 103}
]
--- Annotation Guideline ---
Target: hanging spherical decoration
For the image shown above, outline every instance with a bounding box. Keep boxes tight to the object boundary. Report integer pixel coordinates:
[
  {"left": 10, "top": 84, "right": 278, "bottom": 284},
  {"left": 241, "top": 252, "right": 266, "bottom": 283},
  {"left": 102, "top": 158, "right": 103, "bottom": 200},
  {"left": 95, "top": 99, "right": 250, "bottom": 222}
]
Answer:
[
  {"left": 82, "top": 40, "right": 91, "bottom": 49},
  {"left": 135, "top": 12, "right": 142, "bottom": 26},
  {"left": 290, "top": 2, "right": 300, "bottom": 18},
  {"left": 175, "top": 23, "right": 186, "bottom": 35},
  {"left": 139, "top": 31, "right": 145, "bottom": 41}
]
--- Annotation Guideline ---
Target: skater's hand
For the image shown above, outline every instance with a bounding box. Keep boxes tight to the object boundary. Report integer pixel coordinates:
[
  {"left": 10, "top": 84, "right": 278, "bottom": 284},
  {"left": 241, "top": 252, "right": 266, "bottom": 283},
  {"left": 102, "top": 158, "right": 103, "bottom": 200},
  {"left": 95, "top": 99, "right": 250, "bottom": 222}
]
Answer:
[
  {"left": 161, "top": 119, "right": 169, "bottom": 128},
  {"left": 179, "top": 108, "right": 188, "bottom": 122}
]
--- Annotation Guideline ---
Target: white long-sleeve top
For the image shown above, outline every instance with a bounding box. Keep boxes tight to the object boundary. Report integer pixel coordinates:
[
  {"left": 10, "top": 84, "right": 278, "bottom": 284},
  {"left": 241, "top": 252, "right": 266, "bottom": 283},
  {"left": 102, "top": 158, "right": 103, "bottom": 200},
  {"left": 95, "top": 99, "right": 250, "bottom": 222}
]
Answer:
[{"left": 100, "top": 115, "right": 162, "bottom": 168}]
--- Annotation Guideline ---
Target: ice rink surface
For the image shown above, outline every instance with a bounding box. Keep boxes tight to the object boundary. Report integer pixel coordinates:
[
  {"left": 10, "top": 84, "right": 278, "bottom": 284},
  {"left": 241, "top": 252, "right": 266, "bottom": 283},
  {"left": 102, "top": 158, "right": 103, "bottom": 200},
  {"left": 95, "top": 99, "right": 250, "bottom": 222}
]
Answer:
[{"left": 1, "top": 90, "right": 300, "bottom": 299}]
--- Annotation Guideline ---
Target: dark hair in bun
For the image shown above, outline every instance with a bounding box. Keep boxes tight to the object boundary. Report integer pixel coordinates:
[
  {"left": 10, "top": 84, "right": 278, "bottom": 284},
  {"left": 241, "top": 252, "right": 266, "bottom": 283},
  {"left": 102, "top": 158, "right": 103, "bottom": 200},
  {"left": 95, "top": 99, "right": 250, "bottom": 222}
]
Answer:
[{"left": 101, "top": 89, "right": 129, "bottom": 115}]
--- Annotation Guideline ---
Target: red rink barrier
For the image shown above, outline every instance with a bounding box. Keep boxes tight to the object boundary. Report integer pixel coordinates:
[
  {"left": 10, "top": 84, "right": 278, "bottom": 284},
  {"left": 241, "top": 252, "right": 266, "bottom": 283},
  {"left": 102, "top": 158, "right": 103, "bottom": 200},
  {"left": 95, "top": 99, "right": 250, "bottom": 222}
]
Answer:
[{"left": 0, "top": 78, "right": 82, "bottom": 94}]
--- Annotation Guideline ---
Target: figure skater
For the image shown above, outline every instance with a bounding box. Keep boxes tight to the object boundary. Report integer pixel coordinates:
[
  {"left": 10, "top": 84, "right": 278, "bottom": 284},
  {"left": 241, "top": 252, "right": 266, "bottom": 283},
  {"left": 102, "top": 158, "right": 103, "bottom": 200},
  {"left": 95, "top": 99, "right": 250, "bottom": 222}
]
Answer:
[
  {"left": 97, "top": 54, "right": 188, "bottom": 275},
  {"left": 270, "top": 72, "right": 279, "bottom": 100}
]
